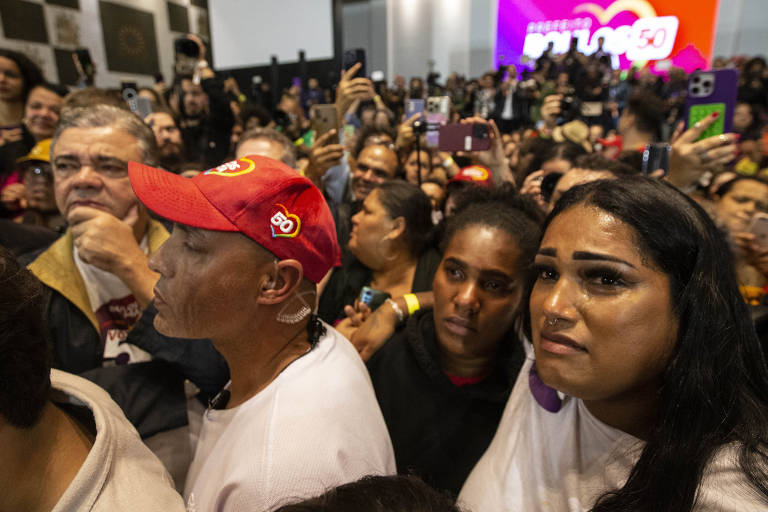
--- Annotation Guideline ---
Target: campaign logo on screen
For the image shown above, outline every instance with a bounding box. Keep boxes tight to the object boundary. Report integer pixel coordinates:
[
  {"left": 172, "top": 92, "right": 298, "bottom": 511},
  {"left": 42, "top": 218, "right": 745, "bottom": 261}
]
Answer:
[{"left": 496, "top": 0, "right": 718, "bottom": 72}]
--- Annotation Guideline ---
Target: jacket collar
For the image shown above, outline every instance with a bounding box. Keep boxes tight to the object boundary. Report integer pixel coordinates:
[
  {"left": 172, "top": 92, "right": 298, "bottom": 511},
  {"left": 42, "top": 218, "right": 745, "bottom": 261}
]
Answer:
[{"left": 28, "top": 220, "right": 169, "bottom": 333}]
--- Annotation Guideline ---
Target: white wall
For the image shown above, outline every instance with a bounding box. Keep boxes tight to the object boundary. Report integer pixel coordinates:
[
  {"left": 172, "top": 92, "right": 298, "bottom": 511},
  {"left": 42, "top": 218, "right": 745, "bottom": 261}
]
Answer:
[
  {"left": 343, "top": 0, "right": 388, "bottom": 77},
  {"left": 713, "top": 0, "right": 768, "bottom": 58},
  {"left": 0, "top": 0, "right": 206, "bottom": 89},
  {"left": 383, "top": 0, "right": 497, "bottom": 81}
]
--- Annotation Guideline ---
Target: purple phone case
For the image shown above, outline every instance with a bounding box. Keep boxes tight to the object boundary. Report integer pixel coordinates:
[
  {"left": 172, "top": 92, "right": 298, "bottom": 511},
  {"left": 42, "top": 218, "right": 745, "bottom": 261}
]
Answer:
[
  {"left": 405, "top": 99, "right": 425, "bottom": 121},
  {"left": 684, "top": 69, "right": 738, "bottom": 134}
]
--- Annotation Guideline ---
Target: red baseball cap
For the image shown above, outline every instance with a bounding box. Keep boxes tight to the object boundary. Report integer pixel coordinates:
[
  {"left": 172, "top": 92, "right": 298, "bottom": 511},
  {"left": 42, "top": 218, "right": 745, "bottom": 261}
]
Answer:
[
  {"left": 447, "top": 165, "right": 493, "bottom": 189},
  {"left": 128, "top": 155, "right": 341, "bottom": 283}
]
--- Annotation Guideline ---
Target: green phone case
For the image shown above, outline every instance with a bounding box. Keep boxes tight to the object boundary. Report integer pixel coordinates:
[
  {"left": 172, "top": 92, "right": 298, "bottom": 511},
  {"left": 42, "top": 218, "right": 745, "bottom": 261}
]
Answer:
[{"left": 688, "top": 103, "right": 725, "bottom": 141}]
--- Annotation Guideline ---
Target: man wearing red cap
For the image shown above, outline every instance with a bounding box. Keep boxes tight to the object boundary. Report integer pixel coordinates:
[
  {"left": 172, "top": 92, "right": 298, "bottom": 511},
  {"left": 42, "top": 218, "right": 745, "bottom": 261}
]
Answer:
[{"left": 129, "top": 154, "right": 395, "bottom": 511}]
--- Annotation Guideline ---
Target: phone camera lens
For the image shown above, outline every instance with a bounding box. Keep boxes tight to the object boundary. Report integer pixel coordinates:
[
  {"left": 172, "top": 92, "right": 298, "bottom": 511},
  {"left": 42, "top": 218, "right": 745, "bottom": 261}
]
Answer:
[{"left": 692, "top": 87, "right": 700, "bottom": 95}]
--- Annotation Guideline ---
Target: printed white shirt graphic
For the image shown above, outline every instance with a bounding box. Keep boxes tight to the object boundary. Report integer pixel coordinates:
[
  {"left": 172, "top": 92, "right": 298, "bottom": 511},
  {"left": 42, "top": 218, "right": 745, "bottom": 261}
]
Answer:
[{"left": 73, "top": 237, "right": 152, "bottom": 365}]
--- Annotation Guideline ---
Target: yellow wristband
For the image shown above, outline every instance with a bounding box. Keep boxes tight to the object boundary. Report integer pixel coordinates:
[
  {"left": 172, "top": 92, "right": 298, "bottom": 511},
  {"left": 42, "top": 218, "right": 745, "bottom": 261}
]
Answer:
[
  {"left": 374, "top": 94, "right": 382, "bottom": 102},
  {"left": 403, "top": 293, "right": 420, "bottom": 316}
]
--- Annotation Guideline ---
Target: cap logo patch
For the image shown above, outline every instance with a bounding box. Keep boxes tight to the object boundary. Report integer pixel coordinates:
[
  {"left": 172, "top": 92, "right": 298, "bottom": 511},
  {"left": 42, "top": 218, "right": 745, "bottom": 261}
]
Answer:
[
  {"left": 203, "top": 157, "right": 255, "bottom": 177},
  {"left": 463, "top": 166, "right": 489, "bottom": 180},
  {"left": 270, "top": 204, "right": 301, "bottom": 238}
]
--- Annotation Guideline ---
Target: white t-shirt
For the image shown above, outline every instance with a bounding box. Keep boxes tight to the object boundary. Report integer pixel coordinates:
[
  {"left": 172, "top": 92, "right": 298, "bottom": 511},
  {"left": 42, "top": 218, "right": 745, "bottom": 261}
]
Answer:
[
  {"left": 73, "top": 241, "right": 151, "bottom": 365},
  {"left": 459, "top": 353, "right": 767, "bottom": 511},
  {"left": 184, "top": 324, "right": 396, "bottom": 512},
  {"left": 50, "top": 369, "right": 185, "bottom": 511}
]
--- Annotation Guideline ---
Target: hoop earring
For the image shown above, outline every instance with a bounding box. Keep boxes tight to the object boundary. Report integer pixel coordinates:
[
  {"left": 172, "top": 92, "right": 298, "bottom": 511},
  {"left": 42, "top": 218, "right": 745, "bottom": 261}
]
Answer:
[{"left": 276, "top": 290, "right": 315, "bottom": 324}]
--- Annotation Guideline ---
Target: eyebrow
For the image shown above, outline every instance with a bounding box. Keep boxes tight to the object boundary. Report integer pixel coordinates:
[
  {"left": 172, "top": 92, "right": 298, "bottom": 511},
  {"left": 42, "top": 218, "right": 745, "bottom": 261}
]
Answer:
[
  {"left": 52, "top": 155, "right": 127, "bottom": 166},
  {"left": 536, "top": 248, "right": 636, "bottom": 268},
  {"left": 444, "top": 256, "right": 515, "bottom": 283},
  {"left": 357, "top": 162, "right": 391, "bottom": 176},
  {"left": 53, "top": 154, "right": 79, "bottom": 162},
  {"left": 92, "top": 155, "right": 127, "bottom": 166}
]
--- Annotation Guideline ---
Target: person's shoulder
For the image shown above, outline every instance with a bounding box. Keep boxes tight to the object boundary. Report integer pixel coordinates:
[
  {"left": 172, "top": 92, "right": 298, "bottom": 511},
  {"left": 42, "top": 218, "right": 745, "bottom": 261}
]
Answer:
[
  {"left": 50, "top": 370, "right": 185, "bottom": 511},
  {"left": 277, "top": 323, "right": 373, "bottom": 396}
]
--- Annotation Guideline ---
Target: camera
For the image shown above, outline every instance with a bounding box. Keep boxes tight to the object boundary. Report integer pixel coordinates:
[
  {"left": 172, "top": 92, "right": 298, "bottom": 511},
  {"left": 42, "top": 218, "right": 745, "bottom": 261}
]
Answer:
[
  {"left": 174, "top": 38, "right": 200, "bottom": 59},
  {"left": 560, "top": 95, "right": 581, "bottom": 122},
  {"left": 174, "top": 37, "right": 201, "bottom": 76},
  {"left": 412, "top": 120, "right": 428, "bottom": 135}
]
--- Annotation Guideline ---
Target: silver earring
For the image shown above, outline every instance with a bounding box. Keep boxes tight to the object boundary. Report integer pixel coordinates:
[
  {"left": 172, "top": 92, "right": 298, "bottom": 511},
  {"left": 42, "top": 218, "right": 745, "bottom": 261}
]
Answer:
[
  {"left": 276, "top": 290, "right": 315, "bottom": 324},
  {"left": 276, "top": 305, "right": 311, "bottom": 324}
]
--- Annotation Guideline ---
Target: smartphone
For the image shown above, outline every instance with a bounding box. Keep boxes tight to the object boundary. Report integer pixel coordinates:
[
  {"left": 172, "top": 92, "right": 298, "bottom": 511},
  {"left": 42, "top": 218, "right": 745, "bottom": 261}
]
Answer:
[
  {"left": 426, "top": 96, "right": 451, "bottom": 124},
  {"left": 174, "top": 37, "right": 199, "bottom": 75},
  {"left": 358, "top": 286, "right": 391, "bottom": 312},
  {"left": 685, "top": 69, "right": 738, "bottom": 141},
  {"left": 641, "top": 143, "right": 671, "bottom": 175},
  {"left": 438, "top": 124, "right": 492, "bottom": 152},
  {"left": 174, "top": 38, "right": 200, "bottom": 59},
  {"left": 371, "top": 70, "right": 385, "bottom": 82},
  {"left": 73, "top": 48, "right": 94, "bottom": 77},
  {"left": 425, "top": 96, "right": 451, "bottom": 147},
  {"left": 122, "top": 87, "right": 152, "bottom": 119},
  {"left": 310, "top": 104, "right": 339, "bottom": 145},
  {"left": 750, "top": 213, "right": 768, "bottom": 247},
  {"left": 343, "top": 48, "right": 366, "bottom": 79},
  {"left": 120, "top": 81, "right": 138, "bottom": 93},
  {"left": 405, "top": 99, "right": 425, "bottom": 122},
  {"left": 580, "top": 101, "right": 603, "bottom": 117}
]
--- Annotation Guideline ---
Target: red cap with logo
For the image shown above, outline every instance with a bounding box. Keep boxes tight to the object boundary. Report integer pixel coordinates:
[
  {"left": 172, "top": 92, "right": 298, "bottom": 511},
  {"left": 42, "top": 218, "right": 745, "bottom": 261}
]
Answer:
[
  {"left": 447, "top": 165, "right": 493, "bottom": 189},
  {"left": 128, "top": 155, "right": 341, "bottom": 283}
]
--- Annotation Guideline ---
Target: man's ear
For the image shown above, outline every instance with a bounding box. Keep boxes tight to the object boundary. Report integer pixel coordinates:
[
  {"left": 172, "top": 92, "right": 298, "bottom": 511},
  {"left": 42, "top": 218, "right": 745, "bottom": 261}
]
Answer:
[{"left": 257, "top": 259, "right": 304, "bottom": 305}]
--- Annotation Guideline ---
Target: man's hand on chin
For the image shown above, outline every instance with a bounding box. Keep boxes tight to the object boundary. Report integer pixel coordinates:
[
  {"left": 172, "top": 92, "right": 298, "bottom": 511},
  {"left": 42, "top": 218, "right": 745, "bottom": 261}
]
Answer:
[{"left": 68, "top": 204, "right": 159, "bottom": 307}]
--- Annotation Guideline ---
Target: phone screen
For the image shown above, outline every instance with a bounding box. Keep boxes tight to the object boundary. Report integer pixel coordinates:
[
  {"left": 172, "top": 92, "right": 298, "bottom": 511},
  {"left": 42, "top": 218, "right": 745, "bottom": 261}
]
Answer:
[{"left": 359, "top": 286, "right": 390, "bottom": 311}]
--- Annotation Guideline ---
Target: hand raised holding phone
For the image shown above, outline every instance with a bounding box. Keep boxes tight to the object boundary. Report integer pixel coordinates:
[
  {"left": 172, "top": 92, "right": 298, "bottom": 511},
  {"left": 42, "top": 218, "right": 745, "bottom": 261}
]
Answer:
[{"left": 335, "top": 63, "right": 374, "bottom": 115}]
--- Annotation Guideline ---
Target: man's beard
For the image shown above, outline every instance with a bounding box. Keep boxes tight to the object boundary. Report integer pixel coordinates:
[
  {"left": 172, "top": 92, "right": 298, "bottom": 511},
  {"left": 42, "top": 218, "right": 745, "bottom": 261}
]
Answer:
[{"left": 159, "top": 144, "right": 184, "bottom": 173}]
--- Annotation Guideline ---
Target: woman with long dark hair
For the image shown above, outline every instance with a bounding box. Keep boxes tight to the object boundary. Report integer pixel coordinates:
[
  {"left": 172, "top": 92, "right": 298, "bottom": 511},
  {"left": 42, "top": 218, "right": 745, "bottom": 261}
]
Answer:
[{"left": 460, "top": 177, "right": 768, "bottom": 511}]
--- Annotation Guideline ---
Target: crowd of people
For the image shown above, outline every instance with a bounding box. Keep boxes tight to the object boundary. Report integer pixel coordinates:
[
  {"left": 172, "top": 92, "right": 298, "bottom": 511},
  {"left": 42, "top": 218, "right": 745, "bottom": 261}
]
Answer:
[{"left": 1, "top": 31, "right": 768, "bottom": 512}]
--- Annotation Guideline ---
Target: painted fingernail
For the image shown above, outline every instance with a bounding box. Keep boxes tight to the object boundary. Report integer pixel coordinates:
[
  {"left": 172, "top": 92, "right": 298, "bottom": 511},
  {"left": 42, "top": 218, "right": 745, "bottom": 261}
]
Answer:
[
  {"left": 712, "top": 111, "right": 720, "bottom": 119},
  {"left": 734, "top": 133, "right": 741, "bottom": 140}
]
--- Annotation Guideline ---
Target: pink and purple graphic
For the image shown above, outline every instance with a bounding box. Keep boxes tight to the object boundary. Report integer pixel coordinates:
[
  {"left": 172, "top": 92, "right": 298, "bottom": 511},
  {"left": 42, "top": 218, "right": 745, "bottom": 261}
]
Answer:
[{"left": 495, "top": 0, "right": 720, "bottom": 73}]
